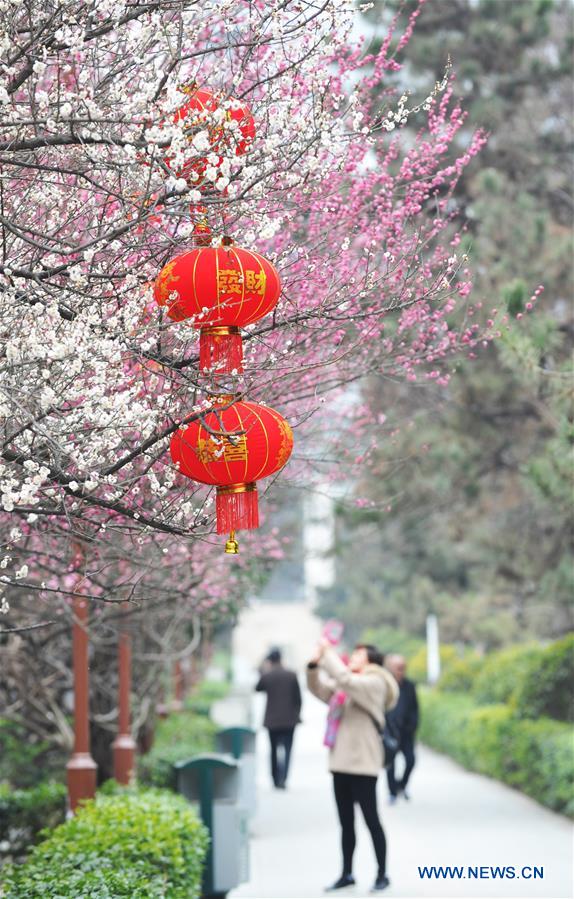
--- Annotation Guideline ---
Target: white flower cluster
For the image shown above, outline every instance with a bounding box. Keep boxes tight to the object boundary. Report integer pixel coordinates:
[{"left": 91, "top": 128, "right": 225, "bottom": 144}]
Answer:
[{"left": 0, "top": 0, "right": 421, "bottom": 544}]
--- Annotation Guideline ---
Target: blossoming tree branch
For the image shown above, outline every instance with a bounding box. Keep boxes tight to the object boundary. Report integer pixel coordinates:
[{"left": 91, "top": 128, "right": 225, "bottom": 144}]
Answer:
[{"left": 1, "top": 0, "right": 487, "bottom": 627}]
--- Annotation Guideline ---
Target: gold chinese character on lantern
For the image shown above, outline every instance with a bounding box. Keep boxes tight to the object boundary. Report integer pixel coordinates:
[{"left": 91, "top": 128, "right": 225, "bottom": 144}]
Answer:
[
  {"left": 196, "top": 437, "right": 222, "bottom": 464},
  {"left": 224, "top": 435, "right": 248, "bottom": 463},
  {"left": 245, "top": 269, "right": 267, "bottom": 296},
  {"left": 217, "top": 269, "right": 243, "bottom": 295}
]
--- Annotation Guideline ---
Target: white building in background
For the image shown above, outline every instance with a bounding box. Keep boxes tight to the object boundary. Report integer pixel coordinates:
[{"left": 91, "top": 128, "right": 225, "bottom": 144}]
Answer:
[
  {"left": 303, "top": 487, "right": 336, "bottom": 609},
  {"left": 302, "top": 384, "right": 359, "bottom": 610}
]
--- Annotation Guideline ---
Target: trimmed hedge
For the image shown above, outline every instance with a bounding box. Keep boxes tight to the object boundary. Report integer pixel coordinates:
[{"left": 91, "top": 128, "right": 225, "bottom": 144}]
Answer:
[
  {"left": 0, "top": 781, "right": 67, "bottom": 860},
  {"left": 139, "top": 711, "right": 218, "bottom": 789},
  {"left": 1, "top": 788, "right": 209, "bottom": 898},
  {"left": 472, "top": 643, "right": 544, "bottom": 706},
  {"left": 438, "top": 651, "right": 484, "bottom": 693},
  {"left": 362, "top": 630, "right": 572, "bottom": 724},
  {"left": 419, "top": 689, "right": 574, "bottom": 817},
  {"left": 408, "top": 643, "right": 459, "bottom": 683},
  {"left": 513, "top": 634, "right": 574, "bottom": 722}
]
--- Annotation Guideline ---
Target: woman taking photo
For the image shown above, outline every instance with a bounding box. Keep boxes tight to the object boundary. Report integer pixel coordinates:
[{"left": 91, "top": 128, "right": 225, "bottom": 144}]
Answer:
[{"left": 307, "top": 641, "right": 398, "bottom": 893}]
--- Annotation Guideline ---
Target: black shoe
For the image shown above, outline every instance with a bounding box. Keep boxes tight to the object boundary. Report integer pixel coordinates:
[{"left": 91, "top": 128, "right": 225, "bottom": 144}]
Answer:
[
  {"left": 325, "top": 874, "right": 356, "bottom": 891},
  {"left": 371, "top": 875, "right": 390, "bottom": 892}
]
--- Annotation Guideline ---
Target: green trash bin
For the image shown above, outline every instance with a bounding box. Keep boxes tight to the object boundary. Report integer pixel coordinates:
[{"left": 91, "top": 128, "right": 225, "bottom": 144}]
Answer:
[
  {"left": 175, "top": 754, "right": 249, "bottom": 899},
  {"left": 215, "top": 727, "right": 257, "bottom": 818}
]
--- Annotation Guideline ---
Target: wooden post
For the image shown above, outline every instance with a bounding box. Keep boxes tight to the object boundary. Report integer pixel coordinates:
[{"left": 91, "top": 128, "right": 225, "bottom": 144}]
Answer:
[
  {"left": 67, "top": 592, "right": 97, "bottom": 812},
  {"left": 113, "top": 608, "right": 136, "bottom": 785}
]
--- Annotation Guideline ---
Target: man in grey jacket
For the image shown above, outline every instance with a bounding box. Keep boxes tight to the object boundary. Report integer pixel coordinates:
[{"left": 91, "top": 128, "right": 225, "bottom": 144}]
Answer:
[{"left": 256, "top": 648, "right": 302, "bottom": 789}]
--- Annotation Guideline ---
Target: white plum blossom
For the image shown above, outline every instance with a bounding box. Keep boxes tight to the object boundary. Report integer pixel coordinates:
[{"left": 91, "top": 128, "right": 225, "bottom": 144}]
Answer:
[
  {"left": 0, "top": 0, "right": 470, "bottom": 586},
  {"left": 192, "top": 131, "right": 211, "bottom": 152}
]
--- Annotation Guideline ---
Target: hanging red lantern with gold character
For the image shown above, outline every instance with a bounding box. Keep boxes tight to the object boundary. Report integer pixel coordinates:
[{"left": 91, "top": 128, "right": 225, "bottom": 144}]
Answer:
[
  {"left": 167, "top": 87, "right": 255, "bottom": 183},
  {"left": 154, "top": 241, "right": 281, "bottom": 374},
  {"left": 174, "top": 87, "right": 255, "bottom": 156},
  {"left": 171, "top": 399, "right": 293, "bottom": 551}
]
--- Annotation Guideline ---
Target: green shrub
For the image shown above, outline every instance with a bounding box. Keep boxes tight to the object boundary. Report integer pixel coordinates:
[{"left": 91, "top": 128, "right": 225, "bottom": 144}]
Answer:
[
  {"left": 139, "top": 711, "right": 218, "bottom": 789},
  {"left": 0, "top": 782, "right": 67, "bottom": 860},
  {"left": 465, "top": 704, "right": 516, "bottom": 780},
  {"left": 420, "top": 689, "right": 574, "bottom": 817},
  {"left": 409, "top": 644, "right": 459, "bottom": 684},
  {"left": 417, "top": 688, "right": 475, "bottom": 766},
  {"left": 509, "top": 719, "right": 574, "bottom": 817},
  {"left": 185, "top": 679, "right": 230, "bottom": 717},
  {"left": 1, "top": 788, "right": 209, "bottom": 898},
  {"left": 472, "top": 643, "right": 545, "bottom": 706},
  {"left": 0, "top": 719, "right": 65, "bottom": 789},
  {"left": 513, "top": 634, "right": 574, "bottom": 722},
  {"left": 439, "top": 652, "right": 484, "bottom": 692}
]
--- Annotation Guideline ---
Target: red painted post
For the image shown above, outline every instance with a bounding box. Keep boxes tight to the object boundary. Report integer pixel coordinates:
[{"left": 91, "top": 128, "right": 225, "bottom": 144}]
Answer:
[
  {"left": 67, "top": 592, "right": 97, "bottom": 812},
  {"left": 113, "top": 610, "right": 136, "bottom": 785}
]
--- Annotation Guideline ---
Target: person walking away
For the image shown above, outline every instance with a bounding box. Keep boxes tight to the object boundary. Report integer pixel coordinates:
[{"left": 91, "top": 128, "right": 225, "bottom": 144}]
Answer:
[
  {"left": 255, "top": 648, "right": 302, "bottom": 789},
  {"left": 307, "top": 641, "right": 399, "bottom": 893},
  {"left": 385, "top": 654, "right": 419, "bottom": 803}
]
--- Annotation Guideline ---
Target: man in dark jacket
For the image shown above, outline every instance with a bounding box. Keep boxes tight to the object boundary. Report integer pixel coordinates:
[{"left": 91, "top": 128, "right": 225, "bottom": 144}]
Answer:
[
  {"left": 385, "top": 654, "right": 419, "bottom": 802},
  {"left": 255, "top": 648, "right": 302, "bottom": 789}
]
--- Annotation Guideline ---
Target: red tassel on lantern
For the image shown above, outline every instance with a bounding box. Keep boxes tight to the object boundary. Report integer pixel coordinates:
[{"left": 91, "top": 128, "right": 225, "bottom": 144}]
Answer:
[
  {"left": 216, "top": 483, "right": 259, "bottom": 534},
  {"left": 200, "top": 327, "right": 244, "bottom": 373}
]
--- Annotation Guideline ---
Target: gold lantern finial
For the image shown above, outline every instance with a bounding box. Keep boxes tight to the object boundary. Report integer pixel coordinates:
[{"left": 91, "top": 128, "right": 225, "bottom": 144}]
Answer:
[
  {"left": 178, "top": 80, "right": 198, "bottom": 96},
  {"left": 225, "top": 530, "right": 239, "bottom": 554}
]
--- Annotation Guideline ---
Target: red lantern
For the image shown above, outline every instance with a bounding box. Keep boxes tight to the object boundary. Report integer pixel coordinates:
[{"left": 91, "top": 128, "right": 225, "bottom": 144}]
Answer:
[
  {"left": 174, "top": 87, "right": 255, "bottom": 157},
  {"left": 154, "top": 242, "right": 281, "bottom": 373},
  {"left": 167, "top": 87, "right": 255, "bottom": 183},
  {"left": 171, "top": 399, "right": 293, "bottom": 546}
]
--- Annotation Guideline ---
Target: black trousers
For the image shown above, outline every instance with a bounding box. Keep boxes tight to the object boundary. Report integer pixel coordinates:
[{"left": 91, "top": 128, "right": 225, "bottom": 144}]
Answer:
[
  {"left": 387, "top": 732, "right": 416, "bottom": 797},
  {"left": 268, "top": 727, "right": 295, "bottom": 787},
  {"left": 333, "top": 772, "right": 387, "bottom": 878}
]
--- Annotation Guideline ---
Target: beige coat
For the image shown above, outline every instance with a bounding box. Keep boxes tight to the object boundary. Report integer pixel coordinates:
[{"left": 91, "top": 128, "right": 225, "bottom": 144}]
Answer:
[{"left": 307, "top": 647, "right": 399, "bottom": 777}]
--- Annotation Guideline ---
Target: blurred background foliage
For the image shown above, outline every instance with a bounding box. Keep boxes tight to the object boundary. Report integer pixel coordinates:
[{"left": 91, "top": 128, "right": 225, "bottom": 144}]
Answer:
[{"left": 319, "top": 0, "right": 573, "bottom": 647}]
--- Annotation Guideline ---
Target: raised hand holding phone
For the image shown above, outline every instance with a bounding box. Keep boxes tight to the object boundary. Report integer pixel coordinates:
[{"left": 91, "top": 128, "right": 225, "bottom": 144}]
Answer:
[{"left": 322, "top": 619, "right": 344, "bottom": 647}]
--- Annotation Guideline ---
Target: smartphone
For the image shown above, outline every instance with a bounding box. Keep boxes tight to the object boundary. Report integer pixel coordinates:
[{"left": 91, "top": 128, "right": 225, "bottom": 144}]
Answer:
[{"left": 322, "top": 619, "right": 344, "bottom": 646}]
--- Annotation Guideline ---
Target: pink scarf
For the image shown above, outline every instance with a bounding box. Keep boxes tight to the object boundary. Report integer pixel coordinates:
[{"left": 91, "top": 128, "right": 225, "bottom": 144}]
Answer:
[{"left": 324, "top": 690, "right": 347, "bottom": 748}]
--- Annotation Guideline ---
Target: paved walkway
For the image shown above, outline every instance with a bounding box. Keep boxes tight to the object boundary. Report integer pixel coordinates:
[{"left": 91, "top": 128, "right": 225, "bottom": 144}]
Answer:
[
  {"left": 228, "top": 599, "right": 572, "bottom": 899},
  {"left": 230, "top": 688, "right": 572, "bottom": 899}
]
